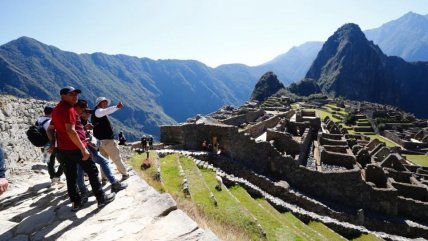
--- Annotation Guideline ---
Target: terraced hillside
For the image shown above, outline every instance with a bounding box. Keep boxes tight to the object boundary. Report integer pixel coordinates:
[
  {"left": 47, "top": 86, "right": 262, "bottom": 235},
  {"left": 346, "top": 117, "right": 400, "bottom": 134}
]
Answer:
[
  {"left": 130, "top": 151, "right": 382, "bottom": 241},
  {"left": 294, "top": 102, "right": 428, "bottom": 167}
]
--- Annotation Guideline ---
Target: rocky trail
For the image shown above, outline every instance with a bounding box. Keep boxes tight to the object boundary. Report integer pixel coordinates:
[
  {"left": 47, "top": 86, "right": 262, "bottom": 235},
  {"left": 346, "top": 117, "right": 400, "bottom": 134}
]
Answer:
[{"left": 0, "top": 164, "right": 218, "bottom": 241}]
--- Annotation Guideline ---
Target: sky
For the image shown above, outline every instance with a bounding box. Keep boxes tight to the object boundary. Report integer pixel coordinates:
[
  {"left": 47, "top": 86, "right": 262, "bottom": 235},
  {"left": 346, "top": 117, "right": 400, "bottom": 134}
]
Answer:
[{"left": 1, "top": 0, "right": 428, "bottom": 67}]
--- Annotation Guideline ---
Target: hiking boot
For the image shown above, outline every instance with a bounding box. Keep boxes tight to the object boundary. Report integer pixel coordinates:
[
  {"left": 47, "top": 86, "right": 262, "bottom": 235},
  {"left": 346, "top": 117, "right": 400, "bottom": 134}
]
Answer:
[
  {"left": 111, "top": 181, "right": 128, "bottom": 193},
  {"left": 71, "top": 201, "right": 83, "bottom": 212},
  {"left": 121, "top": 174, "right": 130, "bottom": 181},
  {"left": 98, "top": 192, "right": 115, "bottom": 208}
]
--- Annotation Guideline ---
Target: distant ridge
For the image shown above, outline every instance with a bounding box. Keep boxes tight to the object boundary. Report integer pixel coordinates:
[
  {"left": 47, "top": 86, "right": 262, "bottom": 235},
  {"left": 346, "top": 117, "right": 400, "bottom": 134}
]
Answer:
[
  {"left": 364, "top": 11, "right": 428, "bottom": 62},
  {"left": 0, "top": 37, "right": 276, "bottom": 139}
]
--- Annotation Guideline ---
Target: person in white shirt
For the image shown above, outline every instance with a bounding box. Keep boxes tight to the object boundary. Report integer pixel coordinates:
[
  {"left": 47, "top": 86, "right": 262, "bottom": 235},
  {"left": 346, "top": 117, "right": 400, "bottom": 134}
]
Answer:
[
  {"left": 37, "top": 106, "right": 63, "bottom": 184},
  {"left": 91, "top": 97, "right": 129, "bottom": 181}
]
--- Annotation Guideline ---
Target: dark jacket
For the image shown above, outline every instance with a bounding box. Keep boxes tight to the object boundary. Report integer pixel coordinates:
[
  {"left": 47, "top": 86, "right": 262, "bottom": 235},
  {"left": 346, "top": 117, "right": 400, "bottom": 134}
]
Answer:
[
  {"left": 91, "top": 107, "right": 115, "bottom": 140},
  {"left": 0, "top": 148, "right": 5, "bottom": 178}
]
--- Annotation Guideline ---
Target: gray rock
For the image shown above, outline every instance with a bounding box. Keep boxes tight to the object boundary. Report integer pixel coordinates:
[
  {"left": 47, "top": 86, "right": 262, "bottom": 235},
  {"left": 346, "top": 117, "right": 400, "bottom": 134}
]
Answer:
[{"left": 138, "top": 209, "right": 200, "bottom": 240}]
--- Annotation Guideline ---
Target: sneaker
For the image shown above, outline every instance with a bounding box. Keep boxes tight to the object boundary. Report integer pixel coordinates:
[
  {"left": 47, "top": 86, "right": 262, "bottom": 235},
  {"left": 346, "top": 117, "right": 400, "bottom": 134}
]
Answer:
[
  {"left": 98, "top": 192, "right": 115, "bottom": 208},
  {"left": 71, "top": 201, "right": 82, "bottom": 212},
  {"left": 111, "top": 181, "right": 128, "bottom": 193},
  {"left": 121, "top": 174, "right": 130, "bottom": 181}
]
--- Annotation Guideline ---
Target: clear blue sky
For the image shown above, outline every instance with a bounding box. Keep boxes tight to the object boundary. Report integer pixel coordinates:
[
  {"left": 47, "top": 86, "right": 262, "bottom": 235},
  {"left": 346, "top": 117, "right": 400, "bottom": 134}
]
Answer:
[{"left": 1, "top": 0, "right": 427, "bottom": 67}]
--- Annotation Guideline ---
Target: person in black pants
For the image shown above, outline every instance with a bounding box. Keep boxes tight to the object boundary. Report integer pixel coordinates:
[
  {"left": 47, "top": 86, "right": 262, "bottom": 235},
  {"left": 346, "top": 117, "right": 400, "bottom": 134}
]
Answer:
[
  {"left": 48, "top": 86, "right": 115, "bottom": 211},
  {"left": 47, "top": 149, "right": 63, "bottom": 184}
]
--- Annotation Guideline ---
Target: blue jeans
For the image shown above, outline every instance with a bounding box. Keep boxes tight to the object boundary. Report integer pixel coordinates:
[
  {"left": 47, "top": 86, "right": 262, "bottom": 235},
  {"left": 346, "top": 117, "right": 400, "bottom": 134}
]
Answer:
[{"left": 77, "top": 147, "right": 117, "bottom": 193}]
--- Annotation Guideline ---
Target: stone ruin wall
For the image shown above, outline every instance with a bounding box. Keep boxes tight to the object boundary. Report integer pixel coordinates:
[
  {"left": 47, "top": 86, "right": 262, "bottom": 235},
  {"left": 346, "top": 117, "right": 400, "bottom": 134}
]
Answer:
[
  {"left": 221, "top": 109, "right": 264, "bottom": 126},
  {"left": 384, "top": 130, "right": 428, "bottom": 150},
  {"left": 0, "top": 95, "right": 57, "bottom": 178},
  {"left": 244, "top": 115, "right": 280, "bottom": 138},
  {"left": 160, "top": 123, "right": 428, "bottom": 223},
  {"left": 160, "top": 125, "right": 184, "bottom": 146},
  {"left": 266, "top": 130, "right": 301, "bottom": 155}
]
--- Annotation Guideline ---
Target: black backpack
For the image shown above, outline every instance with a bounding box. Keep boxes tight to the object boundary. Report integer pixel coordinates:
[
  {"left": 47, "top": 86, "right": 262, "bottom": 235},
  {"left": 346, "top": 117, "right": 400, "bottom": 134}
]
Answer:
[{"left": 26, "top": 119, "right": 50, "bottom": 147}]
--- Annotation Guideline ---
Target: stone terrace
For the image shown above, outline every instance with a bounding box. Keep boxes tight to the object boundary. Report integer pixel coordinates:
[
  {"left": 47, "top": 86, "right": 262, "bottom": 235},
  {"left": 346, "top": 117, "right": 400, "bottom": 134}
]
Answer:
[{"left": 161, "top": 103, "right": 428, "bottom": 239}]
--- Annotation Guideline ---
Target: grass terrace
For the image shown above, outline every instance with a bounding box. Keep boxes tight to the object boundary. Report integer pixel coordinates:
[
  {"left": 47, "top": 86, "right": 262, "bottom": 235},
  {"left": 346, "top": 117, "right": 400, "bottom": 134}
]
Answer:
[
  {"left": 403, "top": 154, "right": 428, "bottom": 167},
  {"left": 130, "top": 151, "right": 383, "bottom": 240}
]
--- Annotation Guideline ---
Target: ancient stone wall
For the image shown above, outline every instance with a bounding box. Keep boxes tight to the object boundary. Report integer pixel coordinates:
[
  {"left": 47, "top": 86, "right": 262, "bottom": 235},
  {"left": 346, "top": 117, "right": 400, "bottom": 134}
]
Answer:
[
  {"left": 397, "top": 196, "right": 428, "bottom": 224},
  {"left": 221, "top": 109, "right": 264, "bottom": 126},
  {"left": 297, "top": 128, "right": 314, "bottom": 165},
  {"left": 160, "top": 125, "right": 184, "bottom": 145},
  {"left": 384, "top": 130, "right": 428, "bottom": 150},
  {"left": 229, "top": 131, "right": 297, "bottom": 175},
  {"left": 244, "top": 116, "right": 280, "bottom": 138},
  {"left": 319, "top": 149, "right": 356, "bottom": 169},
  {"left": 266, "top": 130, "right": 300, "bottom": 155},
  {"left": 0, "top": 95, "right": 55, "bottom": 178},
  {"left": 160, "top": 122, "right": 427, "bottom": 222}
]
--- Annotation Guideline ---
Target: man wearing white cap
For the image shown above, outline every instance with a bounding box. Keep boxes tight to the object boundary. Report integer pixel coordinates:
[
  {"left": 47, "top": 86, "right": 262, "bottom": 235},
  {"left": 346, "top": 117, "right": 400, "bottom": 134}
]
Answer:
[{"left": 91, "top": 97, "right": 129, "bottom": 181}]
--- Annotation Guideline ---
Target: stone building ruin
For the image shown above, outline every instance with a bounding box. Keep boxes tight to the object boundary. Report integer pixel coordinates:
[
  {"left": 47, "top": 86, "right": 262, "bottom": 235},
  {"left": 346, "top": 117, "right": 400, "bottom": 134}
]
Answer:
[{"left": 161, "top": 101, "right": 428, "bottom": 239}]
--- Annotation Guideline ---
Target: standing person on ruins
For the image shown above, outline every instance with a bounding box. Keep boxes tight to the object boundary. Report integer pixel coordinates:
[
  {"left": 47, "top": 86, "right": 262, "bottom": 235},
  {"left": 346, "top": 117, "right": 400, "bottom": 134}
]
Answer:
[
  {"left": 0, "top": 148, "right": 8, "bottom": 196},
  {"left": 37, "top": 106, "right": 63, "bottom": 185},
  {"left": 74, "top": 99, "right": 127, "bottom": 193},
  {"left": 91, "top": 97, "right": 129, "bottom": 181},
  {"left": 48, "top": 87, "right": 115, "bottom": 211}
]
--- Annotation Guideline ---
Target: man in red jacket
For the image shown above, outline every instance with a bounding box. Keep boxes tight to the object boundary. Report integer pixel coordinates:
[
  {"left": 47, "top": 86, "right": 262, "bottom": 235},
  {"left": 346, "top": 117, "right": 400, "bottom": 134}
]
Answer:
[{"left": 48, "top": 86, "right": 115, "bottom": 211}]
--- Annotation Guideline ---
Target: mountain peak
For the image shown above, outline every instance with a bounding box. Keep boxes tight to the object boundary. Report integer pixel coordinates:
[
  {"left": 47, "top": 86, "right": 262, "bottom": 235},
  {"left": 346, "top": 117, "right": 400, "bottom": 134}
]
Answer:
[
  {"left": 331, "top": 23, "right": 366, "bottom": 43},
  {"left": 249, "top": 71, "right": 285, "bottom": 102}
]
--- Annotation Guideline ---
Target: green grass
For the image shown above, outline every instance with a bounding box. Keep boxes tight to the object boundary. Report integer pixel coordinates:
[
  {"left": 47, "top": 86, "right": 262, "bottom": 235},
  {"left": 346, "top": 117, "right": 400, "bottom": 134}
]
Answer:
[
  {"left": 291, "top": 103, "right": 300, "bottom": 110},
  {"left": 159, "top": 154, "right": 184, "bottom": 196},
  {"left": 229, "top": 186, "right": 306, "bottom": 241},
  {"left": 307, "top": 221, "right": 347, "bottom": 241},
  {"left": 256, "top": 198, "right": 345, "bottom": 241},
  {"left": 403, "top": 154, "right": 428, "bottom": 167},
  {"left": 305, "top": 108, "right": 341, "bottom": 122},
  {"left": 180, "top": 156, "right": 263, "bottom": 240},
  {"left": 130, "top": 151, "right": 164, "bottom": 192},
  {"left": 352, "top": 233, "right": 384, "bottom": 241}
]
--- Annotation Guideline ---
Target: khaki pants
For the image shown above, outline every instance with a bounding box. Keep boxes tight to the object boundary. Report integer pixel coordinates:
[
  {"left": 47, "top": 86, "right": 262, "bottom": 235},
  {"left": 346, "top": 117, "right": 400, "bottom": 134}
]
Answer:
[{"left": 99, "top": 139, "right": 127, "bottom": 175}]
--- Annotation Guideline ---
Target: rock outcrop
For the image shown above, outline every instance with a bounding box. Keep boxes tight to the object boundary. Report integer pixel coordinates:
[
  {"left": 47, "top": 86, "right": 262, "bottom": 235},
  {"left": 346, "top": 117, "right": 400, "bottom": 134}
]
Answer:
[
  {"left": 287, "top": 78, "right": 321, "bottom": 96},
  {"left": 249, "top": 71, "right": 285, "bottom": 102},
  {"left": 306, "top": 23, "right": 428, "bottom": 118}
]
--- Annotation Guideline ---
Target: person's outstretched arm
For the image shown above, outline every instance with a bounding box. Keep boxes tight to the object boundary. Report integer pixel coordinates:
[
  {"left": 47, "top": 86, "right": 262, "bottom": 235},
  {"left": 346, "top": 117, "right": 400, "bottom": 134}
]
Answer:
[{"left": 94, "top": 102, "right": 123, "bottom": 118}]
